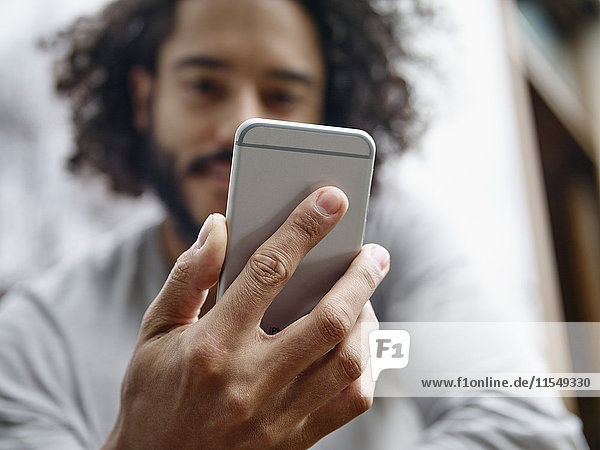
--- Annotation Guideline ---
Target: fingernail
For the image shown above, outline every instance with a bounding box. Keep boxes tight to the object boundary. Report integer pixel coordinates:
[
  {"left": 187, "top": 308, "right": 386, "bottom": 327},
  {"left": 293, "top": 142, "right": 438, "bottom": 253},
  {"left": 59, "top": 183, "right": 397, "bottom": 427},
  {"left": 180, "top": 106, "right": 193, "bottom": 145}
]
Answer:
[
  {"left": 196, "top": 214, "right": 213, "bottom": 248},
  {"left": 370, "top": 246, "right": 390, "bottom": 271},
  {"left": 316, "top": 188, "right": 344, "bottom": 215}
]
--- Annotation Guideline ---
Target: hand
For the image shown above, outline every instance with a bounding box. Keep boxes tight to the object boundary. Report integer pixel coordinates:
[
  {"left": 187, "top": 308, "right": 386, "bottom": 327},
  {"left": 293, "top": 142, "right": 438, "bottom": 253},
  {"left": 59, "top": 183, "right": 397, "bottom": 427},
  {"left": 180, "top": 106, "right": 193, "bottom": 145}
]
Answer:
[{"left": 102, "top": 186, "right": 389, "bottom": 449}]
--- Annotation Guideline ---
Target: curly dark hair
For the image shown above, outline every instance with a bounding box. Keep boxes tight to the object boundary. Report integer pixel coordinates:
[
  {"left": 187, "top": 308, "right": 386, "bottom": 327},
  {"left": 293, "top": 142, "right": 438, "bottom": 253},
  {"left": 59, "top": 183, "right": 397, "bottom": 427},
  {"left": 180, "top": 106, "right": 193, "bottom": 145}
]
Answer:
[{"left": 50, "top": 0, "right": 429, "bottom": 195}]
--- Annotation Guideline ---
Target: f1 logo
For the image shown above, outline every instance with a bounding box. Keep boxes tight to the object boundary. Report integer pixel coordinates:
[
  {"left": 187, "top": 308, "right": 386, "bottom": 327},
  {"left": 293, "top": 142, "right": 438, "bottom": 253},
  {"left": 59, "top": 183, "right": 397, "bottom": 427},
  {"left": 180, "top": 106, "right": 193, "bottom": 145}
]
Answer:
[{"left": 369, "top": 330, "right": 411, "bottom": 381}]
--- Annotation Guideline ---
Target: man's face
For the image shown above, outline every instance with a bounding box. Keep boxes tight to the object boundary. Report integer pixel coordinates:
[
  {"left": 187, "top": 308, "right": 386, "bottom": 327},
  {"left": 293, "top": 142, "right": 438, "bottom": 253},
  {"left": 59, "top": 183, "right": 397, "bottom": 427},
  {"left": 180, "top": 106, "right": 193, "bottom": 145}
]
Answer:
[{"left": 133, "top": 0, "right": 325, "bottom": 241}]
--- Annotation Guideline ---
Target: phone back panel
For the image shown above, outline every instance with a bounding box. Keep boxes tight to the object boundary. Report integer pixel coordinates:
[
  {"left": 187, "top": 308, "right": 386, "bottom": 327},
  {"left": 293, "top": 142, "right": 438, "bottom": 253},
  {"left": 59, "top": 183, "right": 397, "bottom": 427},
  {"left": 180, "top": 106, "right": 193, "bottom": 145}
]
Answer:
[{"left": 217, "top": 119, "right": 376, "bottom": 334}]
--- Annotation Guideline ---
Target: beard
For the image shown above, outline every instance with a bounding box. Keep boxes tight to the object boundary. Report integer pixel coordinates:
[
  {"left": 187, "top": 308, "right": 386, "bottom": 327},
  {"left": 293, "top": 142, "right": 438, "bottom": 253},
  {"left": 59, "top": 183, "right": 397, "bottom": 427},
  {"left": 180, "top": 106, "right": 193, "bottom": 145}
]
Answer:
[{"left": 141, "top": 133, "right": 231, "bottom": 247}]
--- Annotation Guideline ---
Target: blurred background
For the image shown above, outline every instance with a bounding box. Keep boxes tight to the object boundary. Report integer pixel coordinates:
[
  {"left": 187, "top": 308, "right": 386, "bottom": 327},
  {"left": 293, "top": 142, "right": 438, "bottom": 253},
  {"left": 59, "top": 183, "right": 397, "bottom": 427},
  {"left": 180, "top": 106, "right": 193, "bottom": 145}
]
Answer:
[{"left": 0, "top": 0, "right": 599, "bottom": 445}]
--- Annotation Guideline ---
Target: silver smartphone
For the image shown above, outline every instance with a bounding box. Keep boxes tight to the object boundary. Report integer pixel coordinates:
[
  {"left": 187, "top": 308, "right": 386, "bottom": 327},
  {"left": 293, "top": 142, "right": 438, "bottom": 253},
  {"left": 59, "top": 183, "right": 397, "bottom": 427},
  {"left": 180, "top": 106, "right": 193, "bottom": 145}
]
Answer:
[{"left": 217, "top": 118, "right": 376, "bottom": 334}]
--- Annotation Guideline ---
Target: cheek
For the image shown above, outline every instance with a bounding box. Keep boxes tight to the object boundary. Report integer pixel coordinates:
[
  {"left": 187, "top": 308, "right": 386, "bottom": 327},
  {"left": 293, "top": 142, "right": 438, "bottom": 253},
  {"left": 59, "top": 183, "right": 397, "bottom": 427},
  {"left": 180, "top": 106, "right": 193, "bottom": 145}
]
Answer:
[
  {"left": 151, "top": 87, "right": 213, "bottom": 159},
  {"left": 153, "top": 99, "right": 191, "bottom": 148}
]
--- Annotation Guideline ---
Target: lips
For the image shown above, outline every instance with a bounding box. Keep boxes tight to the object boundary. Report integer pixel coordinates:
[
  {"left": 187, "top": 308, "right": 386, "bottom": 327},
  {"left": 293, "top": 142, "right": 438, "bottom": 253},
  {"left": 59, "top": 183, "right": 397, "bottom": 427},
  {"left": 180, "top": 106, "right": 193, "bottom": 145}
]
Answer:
[
  {"left": 186, "top": 150, "right": 231, "bottom": 175},
  {"left": 206, "top": 161, "right": 231, "bottom": 180},
  {"left": 201, "top": 160, "right": 231, "bottom": 190}
]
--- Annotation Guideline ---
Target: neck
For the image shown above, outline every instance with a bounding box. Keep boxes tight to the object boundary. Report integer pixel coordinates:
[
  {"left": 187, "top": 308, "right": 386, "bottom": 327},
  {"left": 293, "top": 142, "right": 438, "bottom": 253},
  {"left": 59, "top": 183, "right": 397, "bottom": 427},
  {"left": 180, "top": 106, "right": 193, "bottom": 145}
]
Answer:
[{"left": 160, "top": 216, "right": 218, "bottom": 317}]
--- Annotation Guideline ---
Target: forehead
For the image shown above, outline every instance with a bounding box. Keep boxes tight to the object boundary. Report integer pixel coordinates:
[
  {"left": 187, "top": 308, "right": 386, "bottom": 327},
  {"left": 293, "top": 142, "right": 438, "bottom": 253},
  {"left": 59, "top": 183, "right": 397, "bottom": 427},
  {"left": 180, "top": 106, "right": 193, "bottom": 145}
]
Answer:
[{"left": 159, "top": 0, "right": 323, "bottom": 78}]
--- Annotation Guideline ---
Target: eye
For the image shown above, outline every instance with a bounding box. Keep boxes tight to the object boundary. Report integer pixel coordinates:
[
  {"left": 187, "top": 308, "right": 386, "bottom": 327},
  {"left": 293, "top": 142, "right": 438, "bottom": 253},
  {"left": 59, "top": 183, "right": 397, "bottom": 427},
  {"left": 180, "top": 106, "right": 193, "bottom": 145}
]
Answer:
[
  {"left": 265, "top": 90, "right": 299, "bottom": 111},
  {"left": 185, "top": 77, "right": 223, "bottom": 101}
]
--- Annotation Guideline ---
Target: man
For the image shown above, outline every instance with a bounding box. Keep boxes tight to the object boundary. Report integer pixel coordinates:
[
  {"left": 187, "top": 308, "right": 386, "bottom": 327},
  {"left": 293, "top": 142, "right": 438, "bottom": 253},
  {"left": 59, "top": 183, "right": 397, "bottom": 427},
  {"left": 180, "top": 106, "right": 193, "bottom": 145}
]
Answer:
[{"left": 0, "top": 0, "right": 588, "bottom": 448}]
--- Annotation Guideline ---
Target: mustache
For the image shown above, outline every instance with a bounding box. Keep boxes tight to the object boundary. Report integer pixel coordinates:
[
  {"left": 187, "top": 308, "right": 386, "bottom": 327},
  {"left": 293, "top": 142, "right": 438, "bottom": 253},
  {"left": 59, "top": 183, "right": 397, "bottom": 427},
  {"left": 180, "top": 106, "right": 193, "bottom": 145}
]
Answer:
[{"left": 185, "top": 149, "right": 232, "bottom": 176}]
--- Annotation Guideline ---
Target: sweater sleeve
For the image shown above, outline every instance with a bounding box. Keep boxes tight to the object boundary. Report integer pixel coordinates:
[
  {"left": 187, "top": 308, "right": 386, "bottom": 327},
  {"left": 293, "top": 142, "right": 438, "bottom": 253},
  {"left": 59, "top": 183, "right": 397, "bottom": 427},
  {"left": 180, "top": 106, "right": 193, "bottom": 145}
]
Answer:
[{"left": 0, "top": 288, "right": 102, "bottom": 450}]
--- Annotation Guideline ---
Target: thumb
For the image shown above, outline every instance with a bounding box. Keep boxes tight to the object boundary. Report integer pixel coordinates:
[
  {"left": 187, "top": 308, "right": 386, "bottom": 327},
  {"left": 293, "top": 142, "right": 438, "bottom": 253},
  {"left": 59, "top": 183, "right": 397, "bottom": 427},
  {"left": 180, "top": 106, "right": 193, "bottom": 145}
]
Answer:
[{"left": 141, "top": 213, "right": 227, "bottom": 340}]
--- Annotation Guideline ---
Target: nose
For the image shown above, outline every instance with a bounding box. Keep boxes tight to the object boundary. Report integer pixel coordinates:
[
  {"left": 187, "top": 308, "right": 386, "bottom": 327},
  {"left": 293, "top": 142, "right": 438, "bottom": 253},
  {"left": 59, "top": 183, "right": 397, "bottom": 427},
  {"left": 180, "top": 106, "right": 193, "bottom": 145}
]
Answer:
[{"left": 213, "top": 87, "right": 266, "bottom": 149}]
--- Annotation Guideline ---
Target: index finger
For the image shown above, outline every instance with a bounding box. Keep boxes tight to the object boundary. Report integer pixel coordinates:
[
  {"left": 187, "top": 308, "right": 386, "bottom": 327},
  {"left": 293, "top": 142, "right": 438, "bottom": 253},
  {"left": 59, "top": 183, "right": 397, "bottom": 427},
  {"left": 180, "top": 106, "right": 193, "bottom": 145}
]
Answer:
[
  {"left": 266, "top": 243, "right": 388, "bottom": 382},
  {"left": 215, "top": 186, "right": 348, "bottom": 331}
]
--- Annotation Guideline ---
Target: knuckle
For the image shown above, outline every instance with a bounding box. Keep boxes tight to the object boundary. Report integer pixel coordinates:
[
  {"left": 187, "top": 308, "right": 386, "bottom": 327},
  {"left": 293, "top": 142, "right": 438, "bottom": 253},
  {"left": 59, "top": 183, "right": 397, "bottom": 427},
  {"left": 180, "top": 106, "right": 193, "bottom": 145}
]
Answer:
[
  {"left": 225, "top": 387, "right": 255, "bottom": 423},
  {"left": 349, "top": 385, "right": 373, "bottom": 416},
  {"left": 140, "top": 308, "right": 164, "bottom": 337},
  {"left": 170, "top": 252, "right": 194, "bottom": 286},
  {"left": 247, "top": 248, "right": 290, "bottom": 288},
  {"left": 183, "top": 333, "right": 229, "bottom": 383},
  {"left": 290, "top": 208, "right": 322, "bottom": 242},
  {"left": 357, "top": 264, "right": 381, "bottom": 291},
  {"left": 141, "top": 302, "right": 181, "bottom": 338},
  {"left": 160, "top": 251, "right": 206, "bottom": 306},
  {"left": 337, "top": 347, "right": 365, "bottom": 383},
  {"left": 316, "top": 303, "right": 353, "bottom": 344}
]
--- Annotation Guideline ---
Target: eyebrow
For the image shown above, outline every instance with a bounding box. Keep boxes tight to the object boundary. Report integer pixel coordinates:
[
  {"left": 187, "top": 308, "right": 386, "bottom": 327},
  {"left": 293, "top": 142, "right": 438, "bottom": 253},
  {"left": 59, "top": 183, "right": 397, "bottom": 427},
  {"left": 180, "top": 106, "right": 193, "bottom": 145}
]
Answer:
[
  {"left": 174, "top": 55, "right": 318, "bottom": 88},
  {"left": 265, "top": 69, "right": 317, "bottom": 88},
  {"left": 175, "top": 56, "right": 230, "bottom": 70}
]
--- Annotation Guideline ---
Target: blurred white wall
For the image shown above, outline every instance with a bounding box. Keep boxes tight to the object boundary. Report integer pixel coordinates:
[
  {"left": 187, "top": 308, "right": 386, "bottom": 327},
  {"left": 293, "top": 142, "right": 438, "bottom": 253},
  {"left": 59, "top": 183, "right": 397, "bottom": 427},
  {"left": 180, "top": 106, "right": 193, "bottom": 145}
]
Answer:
[
  {"left": 0, "top": 0, "right": 541, "bottom": 312},
  {"left": 387, "top": 0, "right": 540, "bottom": 310}
]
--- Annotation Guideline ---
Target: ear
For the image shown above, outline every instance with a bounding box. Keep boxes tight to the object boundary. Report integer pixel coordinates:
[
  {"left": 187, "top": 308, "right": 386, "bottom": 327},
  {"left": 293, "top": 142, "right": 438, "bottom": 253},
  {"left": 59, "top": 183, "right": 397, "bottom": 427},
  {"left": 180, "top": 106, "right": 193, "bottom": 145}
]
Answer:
[{"left": 129, "top": 66, "right": 153, "bottom": 131}]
